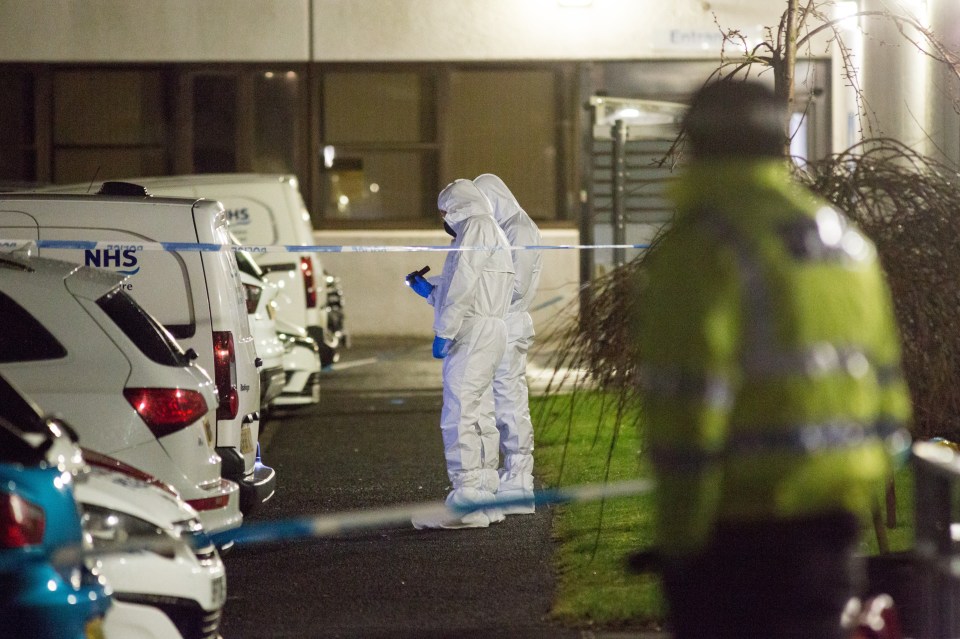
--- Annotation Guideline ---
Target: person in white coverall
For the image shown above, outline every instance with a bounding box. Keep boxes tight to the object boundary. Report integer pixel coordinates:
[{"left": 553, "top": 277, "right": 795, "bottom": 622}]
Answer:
[
  {"left": 473, "top": 174, "right": 542, "bottom": 515},
  {"left": 406, "top": 179, "right": 515, "bottom": 529}
]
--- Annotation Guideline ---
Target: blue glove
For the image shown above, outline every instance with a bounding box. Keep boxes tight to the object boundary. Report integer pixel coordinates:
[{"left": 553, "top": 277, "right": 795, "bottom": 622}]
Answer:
[
  {"left": 432, "top": 336, "right": 453, "bottom": 359},
  {"left": 410, "top": 274, "right": 434, "bottom": 299}
]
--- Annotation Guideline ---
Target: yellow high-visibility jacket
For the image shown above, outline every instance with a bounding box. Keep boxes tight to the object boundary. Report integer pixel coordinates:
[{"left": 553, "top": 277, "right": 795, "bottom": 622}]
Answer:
[{"left": 630, "top": 159, "right": 912, "bottom": 558}]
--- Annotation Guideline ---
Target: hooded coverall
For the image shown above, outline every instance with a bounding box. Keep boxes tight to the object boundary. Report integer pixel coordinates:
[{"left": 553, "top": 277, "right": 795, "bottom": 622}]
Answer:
[
  {"left": 415, "top": 179, "right": 514, "bottom": 529},
  {"left": 473, "top": 174, "right": 542, "bottom": 512},
  {"left": 630, "top": 159, "right": 912, "bottom": 638}
]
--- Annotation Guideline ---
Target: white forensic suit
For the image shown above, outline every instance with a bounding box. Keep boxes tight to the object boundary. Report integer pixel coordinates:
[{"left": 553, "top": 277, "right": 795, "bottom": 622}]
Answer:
[
  {"left": 473, "top": 174, "right": 542, "bottom": 514},
  {"left": 413, "top": 179, "right": 515, "bottom": 530}
]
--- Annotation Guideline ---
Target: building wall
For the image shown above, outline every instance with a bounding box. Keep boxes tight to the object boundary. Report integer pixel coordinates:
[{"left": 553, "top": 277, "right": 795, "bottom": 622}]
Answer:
[
  {"left": 0, "top": 1, "right": 790, "bottom": 62},
  {"left": 311, "top": 0, "right": 783, "bottom": 62},
  {"left": 0, "top": 0, "right": 311, "bottom": 62}
]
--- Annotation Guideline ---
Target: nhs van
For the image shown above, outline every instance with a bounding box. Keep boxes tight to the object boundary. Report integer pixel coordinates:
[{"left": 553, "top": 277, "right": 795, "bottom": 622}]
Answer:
[{"left": 0, "top": 183, "right": 276, "bottom": 516}]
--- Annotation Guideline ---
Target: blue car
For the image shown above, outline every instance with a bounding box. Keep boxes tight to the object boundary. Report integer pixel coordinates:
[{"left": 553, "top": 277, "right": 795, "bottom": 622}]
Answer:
[{"left": 0, "top": 375, "right": 111, "bottom": 639}]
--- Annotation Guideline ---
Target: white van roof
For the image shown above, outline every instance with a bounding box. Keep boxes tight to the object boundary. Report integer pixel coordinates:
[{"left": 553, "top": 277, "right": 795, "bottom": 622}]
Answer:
[{"left": 124, "top": 174, "right": 298, "bottom": 188}]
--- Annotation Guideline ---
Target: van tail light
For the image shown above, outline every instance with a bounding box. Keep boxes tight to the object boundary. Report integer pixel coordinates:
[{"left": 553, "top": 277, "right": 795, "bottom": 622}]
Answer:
[
  {"left": 0, "top": 493, "right": 45, "bottom": 548},
  {"left": 213, "top": 331, "right": 239, "bottom": 420},
  {"left": 123, "top": 388, "right": 209, "bottom": 438},
  {"left": 243, "top": 282, "right": 262, "bottom": 315},
  {"left": 301, "top": 256, "right": 317, "bottom": 309}
]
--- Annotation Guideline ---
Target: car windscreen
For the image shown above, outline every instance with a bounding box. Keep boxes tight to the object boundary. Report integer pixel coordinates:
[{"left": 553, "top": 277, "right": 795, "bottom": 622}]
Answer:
[{"left": 96, "top": 289, "right": 190, "bottom": 367}]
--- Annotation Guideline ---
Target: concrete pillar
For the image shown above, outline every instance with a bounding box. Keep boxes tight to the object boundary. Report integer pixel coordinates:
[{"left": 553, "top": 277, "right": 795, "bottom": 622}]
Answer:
[
  {"left": 859, "top": 0, "right": 929, "bottom": 149},
  {"left": 927, "top": 0, "right": 960, "bottom": 166},
  {"left": 831, "top": 1, "right": 866, "bottom": 152}
]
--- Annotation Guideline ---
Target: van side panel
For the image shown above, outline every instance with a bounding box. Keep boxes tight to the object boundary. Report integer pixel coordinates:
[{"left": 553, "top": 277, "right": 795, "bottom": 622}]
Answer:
[
  {"left": 0, "top": 210, "right": 40, "bottom": 241},
  {"left": 217, "top": 194, "right": 281, "bottom": 246},
  {"left": 38, "top": 227, "right": 198, "bottom": 335}
]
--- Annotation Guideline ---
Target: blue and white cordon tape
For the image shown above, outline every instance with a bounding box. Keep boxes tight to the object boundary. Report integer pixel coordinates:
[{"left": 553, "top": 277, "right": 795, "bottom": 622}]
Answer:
[
  {"left": 38, "top": 479, "right": 654, "bottom": 569},
  {"left": 0, "top": 239, "right": 651, "bottom": 254}
]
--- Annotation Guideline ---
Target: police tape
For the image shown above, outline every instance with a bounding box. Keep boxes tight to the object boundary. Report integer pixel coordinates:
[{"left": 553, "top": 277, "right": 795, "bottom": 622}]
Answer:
[
  {"left": 0, "top": 239, "right": 651, "bottom": 254},
  {"left": 209, "top": 478, "right": 654, "bottom": 547},
  {"left": 41, "top": 479, "right": 654, "bottom": 568}
]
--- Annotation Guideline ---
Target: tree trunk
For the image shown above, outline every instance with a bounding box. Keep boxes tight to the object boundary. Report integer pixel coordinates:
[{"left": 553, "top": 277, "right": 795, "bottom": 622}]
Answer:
[{"left": 779, "top": 0, "right": 800, "bottom": 155}]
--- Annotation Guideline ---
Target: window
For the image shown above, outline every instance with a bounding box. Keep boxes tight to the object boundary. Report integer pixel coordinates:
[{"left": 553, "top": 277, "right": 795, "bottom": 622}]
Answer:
[
  {"left": 52, "top": 69, "right": 169, "bottom": 183},
  {"left": 316, "top": 65, "right": 569, "bottom": 226},
  {"left": 0, "top": 292, "right": 67, "bottom": 362},
  {"left": 320, "top": 70, "right": 437, "bottom": 223},
  {"left": 443, "top": 69, "right": 559, "bottom": 221},
  {"left": 97, "top": 289, "right": 189, "bottom": 367},
  {"left": 253, "top": 70, "right": 301, "bottom": 174},
  {"left": 0, "top": 70, "right": 37, "bottom": 184},
  {"left": 193, "top": 75, "right": 238, "bottom": 173}
]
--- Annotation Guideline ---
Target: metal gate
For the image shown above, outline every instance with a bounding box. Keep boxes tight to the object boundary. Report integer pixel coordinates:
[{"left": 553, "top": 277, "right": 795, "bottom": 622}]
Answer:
[{"left": 585, "top": 96, "right": 686, "bottom": 278}]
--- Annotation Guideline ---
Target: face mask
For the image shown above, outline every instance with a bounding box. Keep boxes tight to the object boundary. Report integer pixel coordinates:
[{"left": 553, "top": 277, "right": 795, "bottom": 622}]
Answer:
[{"left": 443, "top": 221, "right": 457, "bottom": 238}]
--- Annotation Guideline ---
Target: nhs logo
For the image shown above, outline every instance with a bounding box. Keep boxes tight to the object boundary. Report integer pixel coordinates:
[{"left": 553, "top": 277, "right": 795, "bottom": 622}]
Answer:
[
  {"left": 225, "top": 208, "right": 251, "bottom": 226},
  {"left": 84, "top": 248, "right": 140, "bottom": 276}
]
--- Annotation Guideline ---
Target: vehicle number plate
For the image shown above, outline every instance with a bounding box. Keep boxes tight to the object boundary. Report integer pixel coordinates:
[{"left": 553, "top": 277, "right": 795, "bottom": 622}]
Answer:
[{"left": 240, "top": 423, "right": 255, "bottom": 455}]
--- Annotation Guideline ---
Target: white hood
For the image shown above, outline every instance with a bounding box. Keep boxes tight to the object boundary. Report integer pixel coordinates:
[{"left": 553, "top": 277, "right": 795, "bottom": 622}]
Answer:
[
  {"left": 437, "top": 179, "right": 493, "bottom": 234},
  {"left": 473, "top": 174, "right": 543, "bottom": 319},
  {"left": 430, "top": 180, "right": 514, "bottom": 339},
  {"left": 472, "top": 173, "right": 522, "bottom": 225}
]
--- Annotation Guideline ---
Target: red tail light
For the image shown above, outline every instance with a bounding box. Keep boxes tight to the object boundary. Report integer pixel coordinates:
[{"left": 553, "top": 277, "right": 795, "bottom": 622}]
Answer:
[
  {"left": 243, "top": 282, "right": 262, "bottom": 315},
  {"left": 123, "top": 388, "right": 209, "bottom": 438},
  {"left": 187, "top": 494, "right": 230, "bottom": 512},
  {"left": 0, "top": 493, "right": 45, "bottom": 548},
  {"left": 301, "top": 256, "right": 317, "bottom": 309},
  {"left": 213, "top": 331, "right": 239, "bottom": 420}
]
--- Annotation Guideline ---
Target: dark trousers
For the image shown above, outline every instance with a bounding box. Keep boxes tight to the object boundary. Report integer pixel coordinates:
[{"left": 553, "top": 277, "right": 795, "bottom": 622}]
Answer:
[{"left": 661, "top": 511, "right": 863, "bottom": 639}]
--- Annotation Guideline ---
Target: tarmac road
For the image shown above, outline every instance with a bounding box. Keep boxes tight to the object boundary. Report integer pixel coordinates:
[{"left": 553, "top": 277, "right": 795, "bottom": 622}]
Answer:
[{"left": 217, "top": 337, "right": 606, "bottom": 639}]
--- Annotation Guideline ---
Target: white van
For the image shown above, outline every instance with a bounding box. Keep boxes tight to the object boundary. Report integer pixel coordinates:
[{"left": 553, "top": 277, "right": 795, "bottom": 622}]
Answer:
[
  {"left": 107, "top": 174, "right": 345, "bottom": 370},
  {"left": 0, "top": 185, "right": 275, "bottom": 515}
]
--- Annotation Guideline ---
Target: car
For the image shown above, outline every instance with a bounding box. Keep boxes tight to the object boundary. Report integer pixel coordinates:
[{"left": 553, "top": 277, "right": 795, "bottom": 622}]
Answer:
[
  {"left": 274, "top": 319, "right": 322, "bottom": 408},
  {"left": 96, "top": 173, "right": 347, "bottom": 368},
  {"left": 323, "top": 269, "right": 347, "bottom": 362},
  {"left": 0, "top": 374, "right": 112, "bottom": 639},
  {"left": 76, "top": 465, "right": 227, "bottom": 639},
  {"left": 235, "top": 248, "right": 286, "bottom": 412},
  {"left": 0, "top": 254, "right": 242, "bottom": 533},
  {"left": 0, "top": 186, "right": 276, "bottom": 516}
]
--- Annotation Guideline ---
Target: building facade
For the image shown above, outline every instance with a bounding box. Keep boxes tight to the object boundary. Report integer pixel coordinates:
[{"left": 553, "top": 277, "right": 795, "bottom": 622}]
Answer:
[{"left": 0, "top": 0, "right": 954, "bottom": 335}]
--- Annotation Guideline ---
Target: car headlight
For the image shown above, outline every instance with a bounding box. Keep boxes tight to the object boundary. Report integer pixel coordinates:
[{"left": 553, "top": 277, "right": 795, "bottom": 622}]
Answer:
[{"left": 81, "top": 505, "right": 175, "bottom": 559}]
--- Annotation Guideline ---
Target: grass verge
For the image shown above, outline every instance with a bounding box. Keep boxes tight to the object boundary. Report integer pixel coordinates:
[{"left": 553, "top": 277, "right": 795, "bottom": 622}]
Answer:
[
  {"left": 533, "top": 392, "right": 665, "bottom": 630},
  {"left": 533, "top": 392, "right": 916, "bottom": 630}
]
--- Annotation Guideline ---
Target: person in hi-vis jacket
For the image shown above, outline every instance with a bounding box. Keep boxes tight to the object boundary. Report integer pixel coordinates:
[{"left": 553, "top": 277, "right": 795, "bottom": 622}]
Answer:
[
  {"left": 629, "top": 80, "right": 912, "bottom": 639},
  {"left": 407, "top": 179, "right": 515, "bottom": 529}
]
